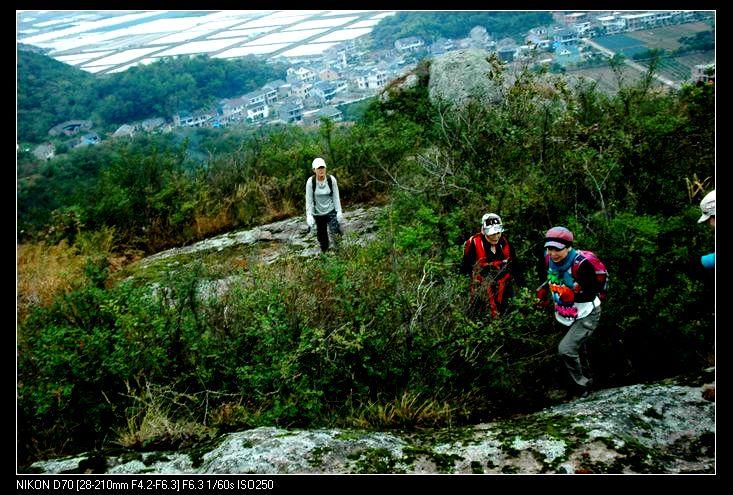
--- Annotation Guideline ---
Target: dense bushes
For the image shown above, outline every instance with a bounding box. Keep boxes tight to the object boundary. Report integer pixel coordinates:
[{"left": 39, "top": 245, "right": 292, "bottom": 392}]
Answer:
[{"left": 17, "top": 62, "right": 715, "bottom": 466}]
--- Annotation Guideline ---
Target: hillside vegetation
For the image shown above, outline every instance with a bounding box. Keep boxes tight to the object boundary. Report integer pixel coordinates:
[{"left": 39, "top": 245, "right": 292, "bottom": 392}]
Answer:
[
  {"left": 17, "top": 59, "right": 715, "bottom": 467},
  {"left": 17, "top": 50, "right": 286, "bottom": 143},
  {"left": 369, "top": 12, "right": 553, "bottom": 48}
]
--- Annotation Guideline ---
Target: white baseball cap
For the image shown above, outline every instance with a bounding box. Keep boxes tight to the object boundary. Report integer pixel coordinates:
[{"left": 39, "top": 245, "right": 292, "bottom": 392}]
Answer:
[
  {"left": 312, "top": 157, "right": 326, "bottom": 170},
  {"left": 482, "top": 213, "right": 504, "bottom": 235},
  {"left": 697, "top": 190, "right": 715, "bottom": 223}
]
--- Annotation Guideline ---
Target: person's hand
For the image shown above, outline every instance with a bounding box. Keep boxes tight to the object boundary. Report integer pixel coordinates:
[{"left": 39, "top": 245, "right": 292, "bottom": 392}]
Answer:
[
  {"left": 536, "top": 285, "right": 550, "bottom": 308},
  {"left": 307, "top": 214, "right": 315, "bottom": 228},
  {"left": 336, "top": 211, "right": 344, "bottom": 223}
]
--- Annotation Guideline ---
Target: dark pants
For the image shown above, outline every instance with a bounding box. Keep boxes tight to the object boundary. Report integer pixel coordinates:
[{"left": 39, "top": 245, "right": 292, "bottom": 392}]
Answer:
[{"left": 314, "top": 210, "right": 342, "bottom": 252}]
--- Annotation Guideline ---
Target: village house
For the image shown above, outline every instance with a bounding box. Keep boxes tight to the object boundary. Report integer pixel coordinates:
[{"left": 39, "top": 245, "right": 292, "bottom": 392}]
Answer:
[
  {"left": 48, "top": 119, "right": 93, "bottom": 137},
  {"left": 496, "top": 38, "right": 519, "bottom": 62},
  {"left": 220, "top": 96, "right": 247, "bottom": 121},
  {"left": 596, "top": 15, "right": 627, "bottom": 34},
  {"left": 75, "top": 132, "right": 100, "bottom": 147},
  {"left": 430, "top": 38, "right": 455, "bottom": 55},
  {"left": 278, "top": 100, "right": 303, "bottom": 124},
  {"left": 552, "top": 28, "right": 580, "bottom": 45},
  {"left": 286, "top": 66, "right": 317, "bottom": 84},
  {"left": 141, "top": 117, "right": 165, "bottom": 132},
  {"left": 692, "top": 63, "right": 715, "bottom": 84},
  {"left": 302, "top": 105, "right": 343, "bottom": 126},
  {"left": 311, "top": 80, "right": 348, "bottom": 103},
  {"left": 319, "top": 68, "right": 340, "bottom": 81},
  {"left": 394, "top": 36, "right": 425, "bottom": 52},
  {"left": 32, "top": 143, "right": 55, "bottom": 161},
  {"left": 290, "top": 82, "right": 312, "bottom": 99},
  {"left": 246, "top": 100, "right": 269, "bottom": 123},
  {"left": 260, "top": 82, "right": 281, "bottom": 105},
  {"left": 112, "top": 124, "right": 136, "bottom": 138},
  {"left": 174, "top": 111, "right": 214, "bottom": 128}
]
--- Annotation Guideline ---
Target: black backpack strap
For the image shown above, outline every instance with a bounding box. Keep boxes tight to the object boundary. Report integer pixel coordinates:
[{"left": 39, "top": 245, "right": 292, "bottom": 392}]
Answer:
[{"left": 311, "top": 175, "right": 334, "bottom": 209}]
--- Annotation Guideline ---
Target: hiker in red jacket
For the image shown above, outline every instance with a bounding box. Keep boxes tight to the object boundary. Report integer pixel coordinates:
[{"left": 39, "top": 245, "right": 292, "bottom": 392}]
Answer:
[{"left": 461, "top": 213, "right": 518, "bottom": 317}]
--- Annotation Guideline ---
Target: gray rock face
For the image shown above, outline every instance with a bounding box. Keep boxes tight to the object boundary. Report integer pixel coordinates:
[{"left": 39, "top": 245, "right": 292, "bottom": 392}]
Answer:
[
  {"left": 428, "top": 49, "right": 506, "bottom": 109},
  {"left": 131, "top": 204, "right": 384, "bottom": 300},
  {"left": 29, "top": 379, "right": 714, "bottom": 474},
  {"left": 139, "top": 204, "right": 382, "bottom": 268}
]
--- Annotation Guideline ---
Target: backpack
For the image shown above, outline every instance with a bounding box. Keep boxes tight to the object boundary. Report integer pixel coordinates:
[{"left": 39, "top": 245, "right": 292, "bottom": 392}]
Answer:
[
  {"left": 544, "top": 250, "right": 609, "bottom": 301},
  {"left": 311, "top": 175, "right": 333, "bottom": 208}
]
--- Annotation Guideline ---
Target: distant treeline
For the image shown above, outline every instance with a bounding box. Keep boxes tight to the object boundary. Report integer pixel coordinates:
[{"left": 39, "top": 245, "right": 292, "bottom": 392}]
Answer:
[
  {"left": 369, "top": 11, "right": 553, "bottom": 48},
  {"left": 17, "top": 50, "right": 287, "bottom": 143}
]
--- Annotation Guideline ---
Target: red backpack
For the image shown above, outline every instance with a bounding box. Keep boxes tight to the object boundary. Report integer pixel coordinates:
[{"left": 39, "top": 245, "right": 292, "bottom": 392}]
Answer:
[{"left": 544, "top": 250, "right": 609, "bottom": 301}]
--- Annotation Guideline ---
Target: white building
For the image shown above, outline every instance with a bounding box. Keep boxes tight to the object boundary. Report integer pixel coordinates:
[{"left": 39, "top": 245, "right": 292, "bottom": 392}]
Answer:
[{"left": 286, "top": 66, "right": 317, "bottom": 84}]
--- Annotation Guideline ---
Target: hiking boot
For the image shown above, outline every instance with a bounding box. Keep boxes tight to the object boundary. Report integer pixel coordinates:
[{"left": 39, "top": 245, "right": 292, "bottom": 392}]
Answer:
[{"left": 570, "top": 382, "right": 592, "bottom": 399}]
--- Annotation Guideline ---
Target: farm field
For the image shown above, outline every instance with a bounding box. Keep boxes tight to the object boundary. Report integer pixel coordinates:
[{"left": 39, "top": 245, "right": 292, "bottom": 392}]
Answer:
[
  {"left": 593, "top": 33, "right": 649, "bottom": 58},
  {"left": 565, "top": 64, "right": 666, "bottom": 95},
  {"left": 637, "top": 49, "right": 715, "bottom": 84},
  {"left": 626, "top": 22, "right": 714, "bottom": 50}
]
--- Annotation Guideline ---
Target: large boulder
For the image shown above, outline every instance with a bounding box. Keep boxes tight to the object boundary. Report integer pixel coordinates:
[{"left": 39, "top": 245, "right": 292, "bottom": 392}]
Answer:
[
  {"left": 28, "top": 377, "right": 715, "bottom": 474},
  {"left": 427, "top": 49, "right": 506, "bottom": 108}
]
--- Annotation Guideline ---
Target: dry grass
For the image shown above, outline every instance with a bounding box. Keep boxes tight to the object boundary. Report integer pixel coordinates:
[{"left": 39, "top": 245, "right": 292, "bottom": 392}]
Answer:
[
  {"left": 17, "top": 240, "right": 87, "bottom": 317},
  {"left": 193, "top": 209, "right": 232, "bottom": 239},
  {"left": 347, "top": 391, "right": 456, "bottom": 429},
  {"left": 116, "top": 382, "right": 212, "bottom": 450},
  {"left": 209, "top": 401, "right": 266, "bottom": 430},
  {"left": 17, "top": 227, "right": 117, "bottom": 321}
]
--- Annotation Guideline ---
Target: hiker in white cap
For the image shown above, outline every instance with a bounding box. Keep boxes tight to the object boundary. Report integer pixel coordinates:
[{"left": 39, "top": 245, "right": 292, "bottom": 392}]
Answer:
[
  {"left": 697, "top": 189, "right": 715, "bottom": 269},
  {"left": 460, "top": 213, "right": 519, "bottom": 317},
  {"left": 305, "top": 157, "right": 344, "bottom": 252}
]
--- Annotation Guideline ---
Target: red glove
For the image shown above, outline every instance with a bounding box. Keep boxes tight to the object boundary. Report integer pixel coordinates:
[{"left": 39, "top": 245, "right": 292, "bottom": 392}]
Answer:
[{"left": 536, "top": 285, "right": 550, "bottom": 308}]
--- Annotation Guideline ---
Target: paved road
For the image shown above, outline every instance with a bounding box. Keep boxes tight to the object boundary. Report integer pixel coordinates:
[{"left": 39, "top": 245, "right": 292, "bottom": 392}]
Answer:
[{"left": 581, "top": 38, "right": 680, "bottom": 90}]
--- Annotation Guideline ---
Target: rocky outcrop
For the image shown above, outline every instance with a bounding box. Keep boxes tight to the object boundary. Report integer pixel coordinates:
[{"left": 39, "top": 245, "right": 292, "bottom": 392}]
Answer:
[
  {"left": 128, "top": 205, "right": 384, "bottom": 300},
  {"left": 139, "top": 204, "right": 383, "bottom": 268},
  {"left": 427, "top": 49, "right": 506, "bottom": 109},
  {"left": 29, "top": 377, "right": 715, "bottom": 474}
]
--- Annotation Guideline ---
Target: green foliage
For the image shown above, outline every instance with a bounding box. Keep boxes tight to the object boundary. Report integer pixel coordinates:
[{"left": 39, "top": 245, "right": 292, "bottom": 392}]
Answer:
[
  {"left": 17, "top": 51, "right": 97, "bottom": 142},
  {"left": 370, "top": 12, "right": 553, "bottom": 49},
  {"left": 17, "top": 50, "right": 286, "bottom": 143},
  {"left": 677, "top": 31, "right": 715, "bottom": 53},
  {"left": 18, "top": 55, "right": 715, "bottom": 467},
  {"left": 336, "top": 96, "right": 377, "bottom": 122}
]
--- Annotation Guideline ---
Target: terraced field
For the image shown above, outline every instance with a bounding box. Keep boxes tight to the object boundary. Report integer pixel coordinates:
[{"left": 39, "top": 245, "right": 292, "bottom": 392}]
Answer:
[
  {"left": 675, "top": 50, "right": 716, "bottom": 69},
  {"left": 565, "top": 65, "right": 651, "bottom": 94},
  {"left": 637, "top": 49, "right": 715, "bottom": 83}
]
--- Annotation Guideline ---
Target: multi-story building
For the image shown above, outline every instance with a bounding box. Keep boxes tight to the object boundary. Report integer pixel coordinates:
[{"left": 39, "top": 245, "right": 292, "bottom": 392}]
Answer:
[
  {"left": 394, "top": 36, "right": 425, "bottom": 52},
  {"left": 174, "top": 112, "right": 213, "bottom": 128},
  {"left": 286, "top": 66, "right": 317, "bottom": 84},
  {"left": 692, "top": 63, "right": 715, "bottom": 83},
  {"left": 246, "top": 101, "right": 269, "bottom": 123},
  {"left": 596, "top": 14, "right": 627, "bottom": 34}
]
